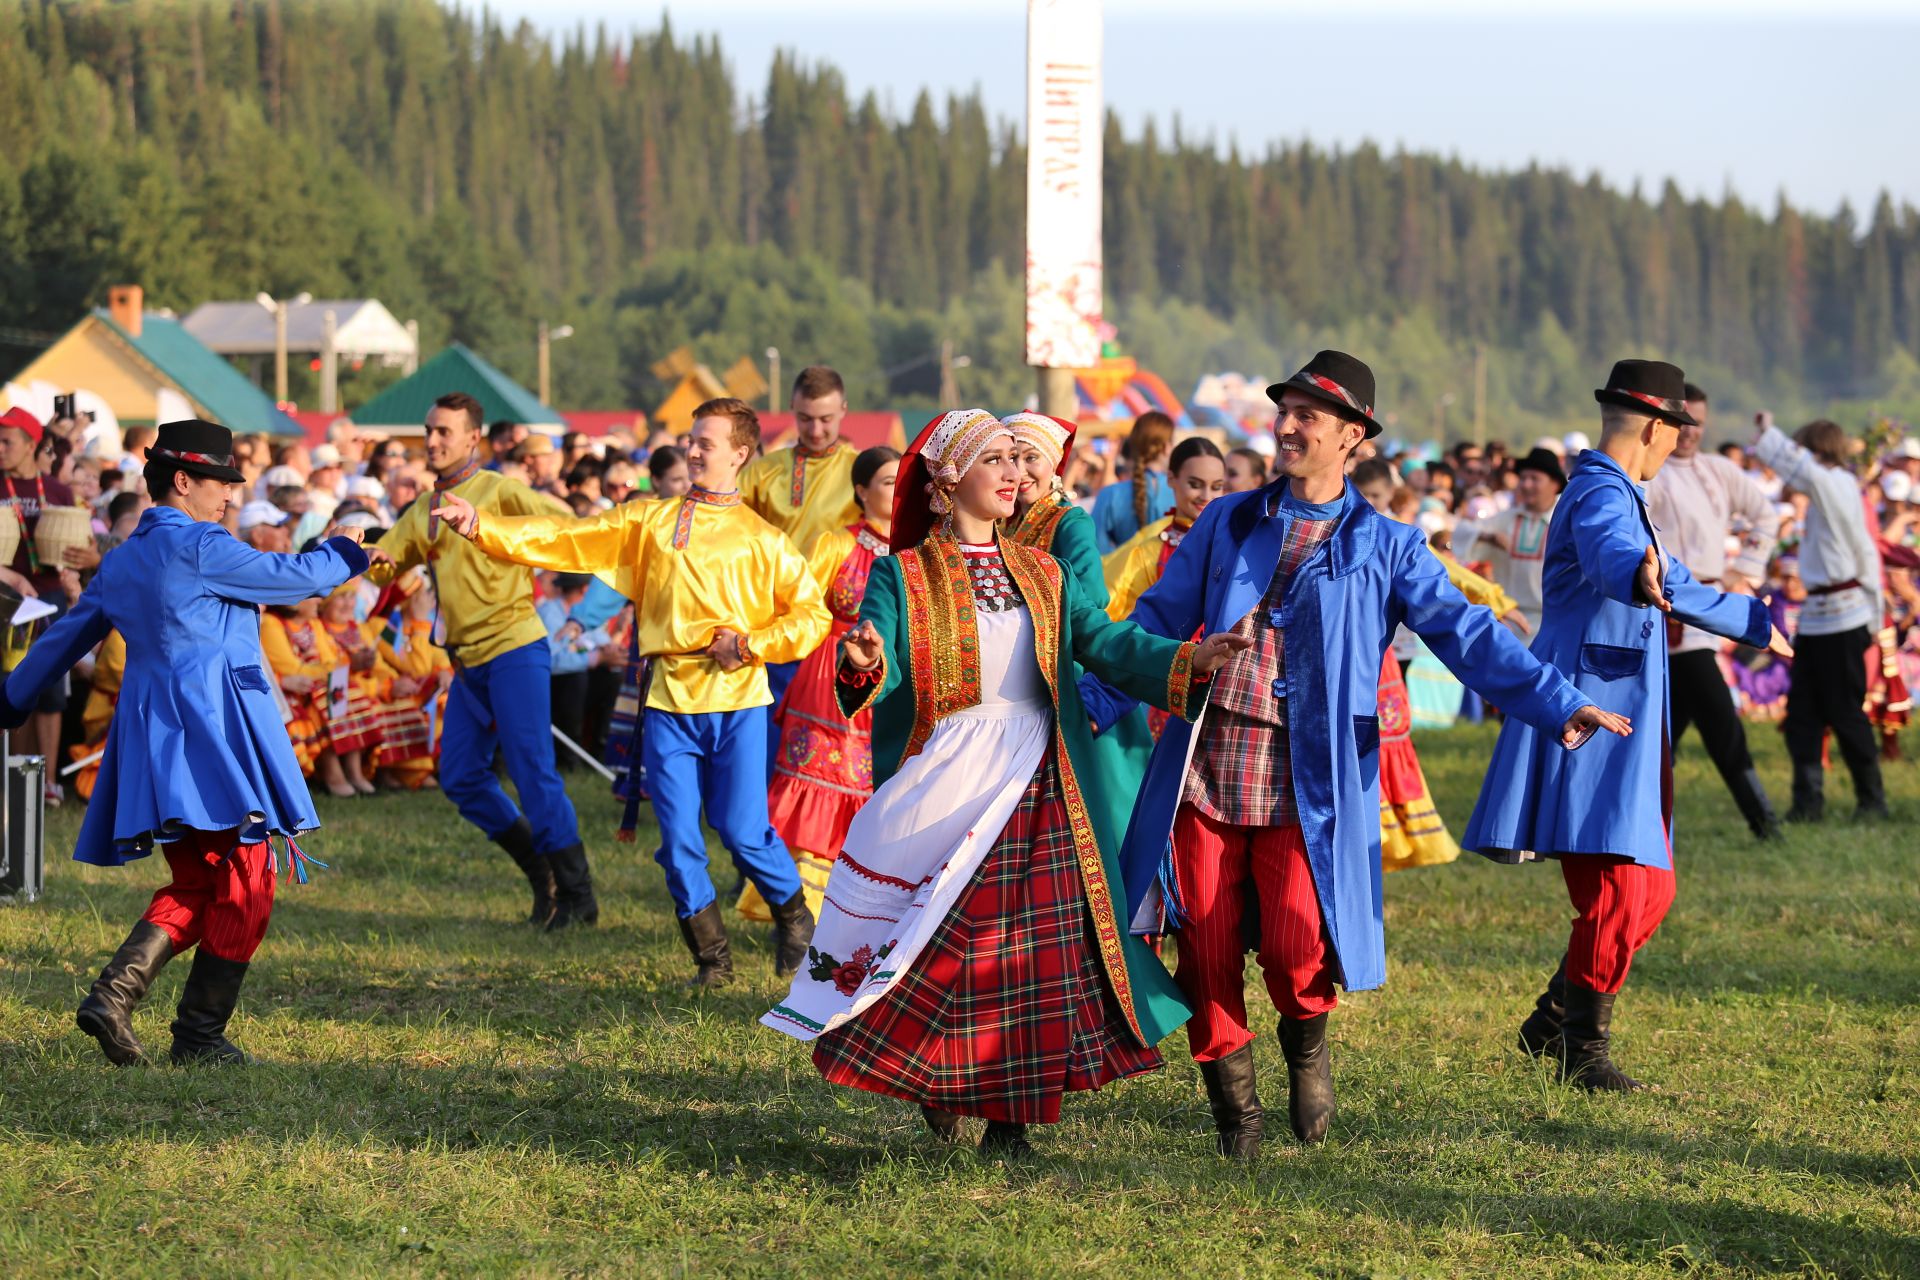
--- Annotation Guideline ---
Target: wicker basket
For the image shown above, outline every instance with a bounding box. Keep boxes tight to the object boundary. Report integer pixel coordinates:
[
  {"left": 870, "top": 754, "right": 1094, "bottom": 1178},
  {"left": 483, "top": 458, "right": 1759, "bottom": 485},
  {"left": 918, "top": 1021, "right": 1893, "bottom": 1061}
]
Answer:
[
  {"left": 31, "top": 504, "right": 91, "bottom": 570},
  {"left": 0, "top": 507, "right": 18, "bottom": 569}
]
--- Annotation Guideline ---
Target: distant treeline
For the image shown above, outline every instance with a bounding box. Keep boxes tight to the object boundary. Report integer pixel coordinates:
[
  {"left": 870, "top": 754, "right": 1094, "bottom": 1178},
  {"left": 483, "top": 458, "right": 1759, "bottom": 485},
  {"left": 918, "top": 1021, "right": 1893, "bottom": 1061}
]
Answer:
[{"left": 2, "top": 0, "right": 1916, "bottom": 434}]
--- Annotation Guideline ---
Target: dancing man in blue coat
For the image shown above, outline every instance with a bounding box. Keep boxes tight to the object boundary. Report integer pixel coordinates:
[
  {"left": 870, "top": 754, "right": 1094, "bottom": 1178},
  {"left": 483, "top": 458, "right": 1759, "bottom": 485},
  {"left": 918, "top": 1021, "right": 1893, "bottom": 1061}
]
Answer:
[
  {"left": 1086, "top": 351, "right": 1630, "bottom": 1156},
  {"left": 0, "top": 420, "right": 378, "bottom": 1066},
  {"left": 1463, "top": 360, "right": 1792, "bottom": 1092}
]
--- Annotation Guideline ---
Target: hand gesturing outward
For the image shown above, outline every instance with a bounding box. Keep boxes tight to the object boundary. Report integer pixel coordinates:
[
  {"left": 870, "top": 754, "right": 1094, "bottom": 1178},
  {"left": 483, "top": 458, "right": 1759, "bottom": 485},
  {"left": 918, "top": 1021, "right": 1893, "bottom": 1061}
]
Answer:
[
  {"left": 842, "top": 619, "right": 884, "bottom": 671},
  {"left": 430, "top": 492, "right": 479, "bottom": 538}
]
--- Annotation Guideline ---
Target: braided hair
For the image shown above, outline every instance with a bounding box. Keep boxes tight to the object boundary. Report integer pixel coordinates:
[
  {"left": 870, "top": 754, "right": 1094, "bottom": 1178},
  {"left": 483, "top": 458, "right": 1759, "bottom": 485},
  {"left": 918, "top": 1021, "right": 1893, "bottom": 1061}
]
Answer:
[{"left": 1127, "top": 411, "right": 1176, "bottom": 529}]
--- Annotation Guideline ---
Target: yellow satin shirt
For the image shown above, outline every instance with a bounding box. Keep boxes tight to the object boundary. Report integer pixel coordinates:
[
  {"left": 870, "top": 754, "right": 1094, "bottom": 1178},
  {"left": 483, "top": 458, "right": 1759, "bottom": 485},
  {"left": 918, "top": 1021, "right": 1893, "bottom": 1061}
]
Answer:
[
  {"left": 471, "top": 493, "right": 830, "bottom": 714},
  {"left": 369, "top": 469, "right": 570, "bottom": 667},
  {"left": 1102, "top": 515, "right": 1180, "bottom": 621},
  {"left": 740, "top": 443, "right": 861, "bottom": 558}
]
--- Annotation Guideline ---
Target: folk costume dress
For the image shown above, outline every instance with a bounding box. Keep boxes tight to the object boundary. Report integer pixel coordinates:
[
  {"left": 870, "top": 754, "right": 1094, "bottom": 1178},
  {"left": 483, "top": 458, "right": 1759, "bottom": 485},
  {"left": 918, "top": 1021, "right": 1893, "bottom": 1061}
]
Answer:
[
  {"left": 373, "top": 611, "right": 451, "bottom": 788},
  {"left": 465, "top": 483, "right": 831, "bottom": 923},
  {"left": 739, "top": 520, "right": 891, "bottom": 924},
  {"left": 764, "top": 409, "right": 1203, "bottom": 1127},
  {"left": 1003, "top": 411, "right": 1158, "bottom": 880},
  {"left": 260, "top": 610, "right": 343, "bottom": 775}
]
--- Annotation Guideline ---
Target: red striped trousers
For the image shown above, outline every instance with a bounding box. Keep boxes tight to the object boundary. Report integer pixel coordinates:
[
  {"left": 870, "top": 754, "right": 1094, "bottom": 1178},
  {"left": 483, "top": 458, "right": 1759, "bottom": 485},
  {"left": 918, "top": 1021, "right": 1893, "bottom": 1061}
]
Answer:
[
  {"left": 1560, "top": 854, "right": 1676, "bottom": 993},
  {"left": 1170, "top": 805, "right": 1338, "bottom": 1062},
  {"left": 140, "top": 829, "right": 278, "bottom": 962}
]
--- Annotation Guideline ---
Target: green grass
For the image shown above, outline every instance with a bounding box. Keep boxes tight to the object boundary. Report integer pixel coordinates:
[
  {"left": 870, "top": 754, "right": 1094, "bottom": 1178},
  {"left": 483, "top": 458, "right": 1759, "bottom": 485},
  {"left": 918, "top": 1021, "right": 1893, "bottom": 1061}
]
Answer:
[{"left": 2, "top": 727, "right": 1916, "bottom": 1278}]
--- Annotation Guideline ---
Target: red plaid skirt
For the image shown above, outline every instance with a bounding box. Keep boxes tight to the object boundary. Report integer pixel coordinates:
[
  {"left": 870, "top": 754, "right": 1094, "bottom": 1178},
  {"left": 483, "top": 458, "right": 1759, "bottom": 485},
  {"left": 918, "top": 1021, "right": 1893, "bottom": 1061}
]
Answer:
[{"left": 811, "top": 754, "right": 1161, "bottom": 1124}]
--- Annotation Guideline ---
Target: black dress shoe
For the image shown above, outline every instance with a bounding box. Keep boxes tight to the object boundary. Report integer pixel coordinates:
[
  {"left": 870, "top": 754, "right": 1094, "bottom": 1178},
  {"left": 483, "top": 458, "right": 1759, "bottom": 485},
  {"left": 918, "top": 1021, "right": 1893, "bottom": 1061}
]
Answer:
[{"left": 979, "top": 1121, "right": 1033, "bottom": 1158}]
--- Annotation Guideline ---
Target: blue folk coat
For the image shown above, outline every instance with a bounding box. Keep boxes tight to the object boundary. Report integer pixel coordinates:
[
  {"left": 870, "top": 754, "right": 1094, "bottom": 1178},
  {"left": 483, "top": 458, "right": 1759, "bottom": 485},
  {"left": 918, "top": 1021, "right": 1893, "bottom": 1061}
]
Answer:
[
  {"left": 0, "top": 507, "right": 369, "bottom": 865},
  {"left": 1461, "top": 450, "right": 1769, "bottom": 869},
  {"left": 1084, "top": 479, "right": 1588, "bottom": 993}
]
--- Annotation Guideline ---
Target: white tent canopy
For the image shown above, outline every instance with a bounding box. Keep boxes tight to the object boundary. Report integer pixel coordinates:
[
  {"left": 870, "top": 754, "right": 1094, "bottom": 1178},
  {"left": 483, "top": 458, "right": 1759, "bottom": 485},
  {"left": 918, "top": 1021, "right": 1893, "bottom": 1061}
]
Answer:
[{"left": 181, "top": 299, "right": 417, "bottom": 365}]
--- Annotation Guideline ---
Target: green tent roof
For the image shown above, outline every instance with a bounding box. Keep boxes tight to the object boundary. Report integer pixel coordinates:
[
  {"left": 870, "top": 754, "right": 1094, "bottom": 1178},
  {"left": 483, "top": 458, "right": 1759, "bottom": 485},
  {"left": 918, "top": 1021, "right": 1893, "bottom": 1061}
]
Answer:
[
  {"left": 93, "top": 310, "right": 303, "bottom": 436},
  {"left": 349, "top": 343, "right": 562, "bottom": 428}
]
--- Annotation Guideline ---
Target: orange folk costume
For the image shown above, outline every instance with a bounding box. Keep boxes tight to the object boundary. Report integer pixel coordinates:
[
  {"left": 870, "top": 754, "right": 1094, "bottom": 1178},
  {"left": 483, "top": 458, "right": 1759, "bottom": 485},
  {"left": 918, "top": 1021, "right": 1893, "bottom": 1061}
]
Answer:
[{"left": 259, "top": 611, "right": 341, "bottom": 775}]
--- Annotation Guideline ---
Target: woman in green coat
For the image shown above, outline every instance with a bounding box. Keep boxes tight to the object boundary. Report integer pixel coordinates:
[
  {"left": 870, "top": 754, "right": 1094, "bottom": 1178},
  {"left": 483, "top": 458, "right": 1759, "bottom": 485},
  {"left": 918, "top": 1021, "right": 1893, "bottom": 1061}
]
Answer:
[
  {"left": 1000, "top": 412, "right": 1159, "bottom": 855},
  {"left": 763, "top": 409, "right": 1247, "bottom": 1156}
]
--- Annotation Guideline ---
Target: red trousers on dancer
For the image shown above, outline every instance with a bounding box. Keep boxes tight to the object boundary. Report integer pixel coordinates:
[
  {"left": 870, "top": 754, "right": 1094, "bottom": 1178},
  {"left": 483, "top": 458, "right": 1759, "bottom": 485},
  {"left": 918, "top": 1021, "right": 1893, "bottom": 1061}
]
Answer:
[
  {"left": 1559, "top": 855, "right": 1676, "bottom": 993},
  {"left": 140, "top": 829, "right": 278, "bottom": 962},
  {"left": 1170, "top": 805, "right": 1338, "bottom": 1062}
]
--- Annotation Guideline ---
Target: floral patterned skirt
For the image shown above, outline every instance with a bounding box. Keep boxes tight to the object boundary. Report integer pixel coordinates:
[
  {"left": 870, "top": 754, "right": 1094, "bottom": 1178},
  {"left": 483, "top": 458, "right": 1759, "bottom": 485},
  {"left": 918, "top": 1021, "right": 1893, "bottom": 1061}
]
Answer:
[{"left": 810, "top": 757, "right": 1161, "bottom": 1124}]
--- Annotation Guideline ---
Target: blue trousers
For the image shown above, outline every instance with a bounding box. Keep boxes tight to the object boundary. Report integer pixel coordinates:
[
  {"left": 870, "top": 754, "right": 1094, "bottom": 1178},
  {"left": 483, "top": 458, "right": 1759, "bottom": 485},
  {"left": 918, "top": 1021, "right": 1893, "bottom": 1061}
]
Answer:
[
  {"left": 763, "top": 659, "right": 800, "bottom": 781},
  {"left": 441, "top": 641, "right": 581, "bottom": 856},
  {"left": 642, "top": 705, "right": 802, "bottom": 918}
]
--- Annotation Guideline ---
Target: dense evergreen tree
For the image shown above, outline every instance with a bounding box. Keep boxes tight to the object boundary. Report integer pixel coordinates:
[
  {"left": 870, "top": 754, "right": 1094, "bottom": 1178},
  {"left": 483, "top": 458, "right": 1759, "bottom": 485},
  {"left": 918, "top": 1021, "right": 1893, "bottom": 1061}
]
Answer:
[{"left": 0, "top": 0, "right": 1913, "bottom": 432}]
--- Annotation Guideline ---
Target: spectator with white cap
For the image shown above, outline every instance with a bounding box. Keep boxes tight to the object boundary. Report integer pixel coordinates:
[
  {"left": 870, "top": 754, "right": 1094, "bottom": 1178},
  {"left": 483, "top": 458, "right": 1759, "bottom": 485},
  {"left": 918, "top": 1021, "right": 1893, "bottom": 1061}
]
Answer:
[
  {"left": 309, "top": 444, "right": 347, "bottom": 500},
  {"left": 237, "top": 501, "right": 292, "bottom": 553},
  {"left": 344, "top": 474, "right": 390, "bottom": 523}
]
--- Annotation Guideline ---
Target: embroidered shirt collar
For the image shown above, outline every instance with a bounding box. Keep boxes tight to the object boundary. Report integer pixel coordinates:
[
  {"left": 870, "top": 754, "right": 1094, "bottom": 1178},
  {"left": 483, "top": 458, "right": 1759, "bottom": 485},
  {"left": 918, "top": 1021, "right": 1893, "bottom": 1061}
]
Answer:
[{"left": 686, "top": 485, "right": 743, "bottom": 506}]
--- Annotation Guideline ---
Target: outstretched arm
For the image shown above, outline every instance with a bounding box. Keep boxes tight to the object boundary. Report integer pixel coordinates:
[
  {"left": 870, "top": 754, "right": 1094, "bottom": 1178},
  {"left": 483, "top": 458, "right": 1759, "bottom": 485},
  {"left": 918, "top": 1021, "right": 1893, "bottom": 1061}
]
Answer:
[
  {"left": 0, "top": 585, "right": 112, "bottom": 728},
  {"left": 198, "top": 527, "right": 370, "bottom": 605},
  {"left": 438, "top": 490, "right": 641, "bottom": 578},
  {"left": 836, "top": 555, "right": 903, "bottom": 717},
  {"left": 1395, "top": 535, "right": 1629, "bottom": 744}
]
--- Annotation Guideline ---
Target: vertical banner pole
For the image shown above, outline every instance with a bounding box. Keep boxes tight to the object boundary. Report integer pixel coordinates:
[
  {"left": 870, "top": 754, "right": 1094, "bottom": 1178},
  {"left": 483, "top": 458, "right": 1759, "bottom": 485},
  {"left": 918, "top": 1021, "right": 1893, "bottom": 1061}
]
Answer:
[{"left": 1025, "top": 0, "right": 1104, "bottom": 418}]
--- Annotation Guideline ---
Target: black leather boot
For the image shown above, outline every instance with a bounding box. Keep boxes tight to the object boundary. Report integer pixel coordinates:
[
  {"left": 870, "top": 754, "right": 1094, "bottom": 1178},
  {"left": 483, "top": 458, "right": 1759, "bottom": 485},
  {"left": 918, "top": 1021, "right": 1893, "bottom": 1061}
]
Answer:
[
  {"left": 1784, "top": 758, "right": 1826, "bottom": 824},
  {"left": 979, "top": 1121, "right": 1033, "bottom": 1158},
  {"left": 544, "top": 843, "right": 599, "bottom": 931},
  {"left": 75, "top": 921, "right": 175, "bottom": 1066},
  {"left": 493, "top": 818, "right": 555, "bottom": 925},
  {"left": 766, "top": 889, "right": 816, "bottom": 978},
  {"left": 1516, "top": 957, "right": 1568, "bottom": 1059},
  {"left": 1558, "top": 982, "right": 1646, "bottom": 1092},
  {"left": 169, "top": 950, "right": 253, "bottom": 1066},
  {"left": 1276, "top": 1014, "right": 1335, "bottom": 1144},
  {"left": 920, "top": 1105, "right": 964, "bottom": 1144},
  {"left": 1197, "top": 1044, "right": 1263, "bottom": 1160},
  {"left": 677, "top": 904, "right": 734, "bottom": 988}
]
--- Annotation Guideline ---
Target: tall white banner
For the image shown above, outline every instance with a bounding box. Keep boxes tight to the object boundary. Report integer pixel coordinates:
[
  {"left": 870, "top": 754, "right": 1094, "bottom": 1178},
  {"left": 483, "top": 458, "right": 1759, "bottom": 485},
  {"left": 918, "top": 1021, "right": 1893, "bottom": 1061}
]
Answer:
[{"left": 1025, "top": 0, "right": 1103, "bottom": 369}]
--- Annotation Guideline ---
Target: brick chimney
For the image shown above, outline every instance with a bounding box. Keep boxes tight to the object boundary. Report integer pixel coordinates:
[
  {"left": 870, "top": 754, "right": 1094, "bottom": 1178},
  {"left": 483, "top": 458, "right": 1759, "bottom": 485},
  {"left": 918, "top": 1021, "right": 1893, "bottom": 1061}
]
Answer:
[{"left": 108, "top": 284, "right": 143, "bottom": 338}]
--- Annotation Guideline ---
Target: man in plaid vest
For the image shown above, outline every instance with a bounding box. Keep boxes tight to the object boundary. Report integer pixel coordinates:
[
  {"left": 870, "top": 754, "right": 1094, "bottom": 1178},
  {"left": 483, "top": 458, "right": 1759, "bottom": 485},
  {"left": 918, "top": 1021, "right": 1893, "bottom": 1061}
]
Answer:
[{"left": 1086, "top": 351, "right": 1628, "bottom": 1159}]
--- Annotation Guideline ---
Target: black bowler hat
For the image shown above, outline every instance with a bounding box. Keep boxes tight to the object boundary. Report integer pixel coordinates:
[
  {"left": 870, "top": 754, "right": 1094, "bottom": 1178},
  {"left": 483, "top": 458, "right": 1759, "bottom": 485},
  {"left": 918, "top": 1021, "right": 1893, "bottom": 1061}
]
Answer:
[
  {"left": 1514, "top": 446, "right": 1567, "bottom": 491},
  {"left": 1593, "top": 359, "right": 1698, "bottom": 427},
  {"left": 1267, "top": 349, "right": 1385, "bottom": 439},
  {"left": 146, "top": 419, "right": 245, "bottom": 483}
]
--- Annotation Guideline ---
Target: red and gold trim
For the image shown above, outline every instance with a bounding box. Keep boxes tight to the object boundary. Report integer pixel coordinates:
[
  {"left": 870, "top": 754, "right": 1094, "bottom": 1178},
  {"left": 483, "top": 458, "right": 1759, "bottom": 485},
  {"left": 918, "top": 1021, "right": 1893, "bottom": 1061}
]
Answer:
[
  {"left": 1006, "top": 492, "right": 1070, "bottom": 551},
  {"left": 896, "top": 533, "right": 984, "bottom": 760},
  {"left": 1619, "top": 388, "right": 1686, "bottom": 417},
  {"left": 1167, "top": 639, "right": 1201, "bottom": 721},
  {"left": 1301, "top": 372, "right": 1373, "bottom": 419},
  {"left": 1000, "top": 538, "right": 1145, "bottom": 1046},
  {"left": 669, "top": 485, "right": 743, "bottom": 550},
  {"left": 836, "top": 653, "right": 889, "bottom": 715}
]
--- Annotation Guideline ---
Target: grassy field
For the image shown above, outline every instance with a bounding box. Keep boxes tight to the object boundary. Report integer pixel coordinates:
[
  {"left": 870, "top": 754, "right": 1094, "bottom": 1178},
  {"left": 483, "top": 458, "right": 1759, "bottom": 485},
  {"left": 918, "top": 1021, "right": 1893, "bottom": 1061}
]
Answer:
[{"left": 1, "top": 726, "right": 1915, "bottom": 1278}]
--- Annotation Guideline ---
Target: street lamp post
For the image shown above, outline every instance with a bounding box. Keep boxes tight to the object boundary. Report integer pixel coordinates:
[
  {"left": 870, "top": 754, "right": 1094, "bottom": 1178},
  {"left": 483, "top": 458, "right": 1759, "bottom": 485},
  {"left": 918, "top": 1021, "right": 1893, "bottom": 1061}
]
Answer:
[
  {"left": 538, "top": 322, "right": 574, "bottom": 407},
  {"left": 765, "top": 347, "right": 781, "bottom": 412},
  {"left": 255, "top": 291, "right": 312, "bottom": 406}
]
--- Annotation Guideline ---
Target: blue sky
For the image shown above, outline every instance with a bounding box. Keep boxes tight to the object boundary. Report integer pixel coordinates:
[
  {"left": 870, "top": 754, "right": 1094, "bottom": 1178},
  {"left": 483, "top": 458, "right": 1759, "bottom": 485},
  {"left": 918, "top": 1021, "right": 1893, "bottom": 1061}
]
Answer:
[{"left": 479, "top": 1, "right": 1917, "bottom": 217}]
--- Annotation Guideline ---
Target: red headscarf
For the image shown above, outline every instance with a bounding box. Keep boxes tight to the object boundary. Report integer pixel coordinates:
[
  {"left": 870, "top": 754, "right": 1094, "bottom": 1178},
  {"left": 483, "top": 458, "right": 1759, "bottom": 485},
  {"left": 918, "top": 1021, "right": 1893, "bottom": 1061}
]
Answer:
[{"left": 889, "top": 408, "right": 1012, "bottom": 553}]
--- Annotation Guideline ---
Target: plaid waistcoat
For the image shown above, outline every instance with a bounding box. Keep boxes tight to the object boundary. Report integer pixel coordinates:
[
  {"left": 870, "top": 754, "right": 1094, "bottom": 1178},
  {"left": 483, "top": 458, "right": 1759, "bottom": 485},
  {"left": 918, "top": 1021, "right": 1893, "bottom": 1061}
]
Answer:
[{"left": 1184, "top": 507, "right": 1339, "bottom": 827}]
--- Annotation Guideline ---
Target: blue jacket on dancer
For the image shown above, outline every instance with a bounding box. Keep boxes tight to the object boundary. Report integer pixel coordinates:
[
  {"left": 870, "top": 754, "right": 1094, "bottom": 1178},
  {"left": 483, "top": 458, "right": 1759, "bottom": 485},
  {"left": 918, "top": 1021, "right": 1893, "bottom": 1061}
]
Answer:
[
  {"left": 1084, "top": 475, "right": 1591, "bottom": 993},
  {"left": 1463, "top": 447, "right": 1770, "bottom": 868},
  {"left": 2, "top": 505, "right": 369, "bottom": 865}
]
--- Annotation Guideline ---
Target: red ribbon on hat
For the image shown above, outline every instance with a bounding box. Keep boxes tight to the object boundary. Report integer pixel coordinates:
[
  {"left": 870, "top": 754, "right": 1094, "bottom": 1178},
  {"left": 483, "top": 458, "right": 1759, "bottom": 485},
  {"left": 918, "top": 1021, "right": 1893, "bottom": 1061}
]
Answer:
[
  {"left": 1619, "top": 388, "right": 1684, "bottom": 416},
  {"left": 1303, "top": 373, "right": 1372, "bottom": 419},
  {"left": 150, "top": 445, "right": 236, "bottom": 468}
]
